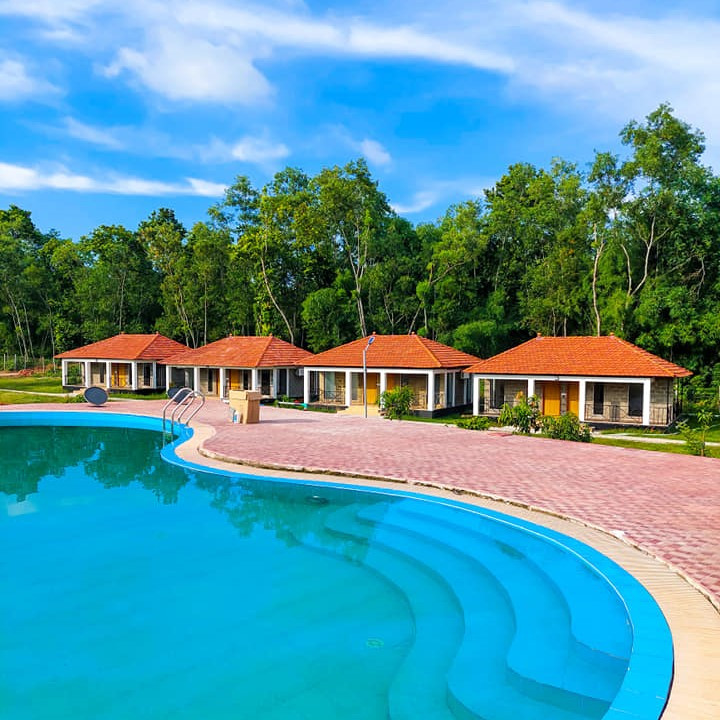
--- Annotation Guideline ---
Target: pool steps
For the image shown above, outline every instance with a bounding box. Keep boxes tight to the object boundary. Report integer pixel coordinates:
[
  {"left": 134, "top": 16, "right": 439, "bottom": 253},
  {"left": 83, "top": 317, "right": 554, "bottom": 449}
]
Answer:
[
  {"left": 317, "top": 500, "right": 623, "bottom": 719},
  {"left": 372, "top": 501, "right": 631, "bottom": 696}
]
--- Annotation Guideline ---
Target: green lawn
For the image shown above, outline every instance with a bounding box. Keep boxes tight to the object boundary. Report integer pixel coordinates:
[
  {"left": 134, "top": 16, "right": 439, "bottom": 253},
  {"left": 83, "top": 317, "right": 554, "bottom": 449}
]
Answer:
[
  {"left": 592, "top": 436, "right": 719, "bottom": 458},
  {"left": 0, "top": 391, "right": 75, "bottom": 405},
  {"left": 109, "top": 391, "right": 169, "bottom": 400},
  {"left": 0, "top": 374, "right": 64, "bottom": 393},
  {"left": 597, "top": 421, "right": 720, "bottom": 443}
]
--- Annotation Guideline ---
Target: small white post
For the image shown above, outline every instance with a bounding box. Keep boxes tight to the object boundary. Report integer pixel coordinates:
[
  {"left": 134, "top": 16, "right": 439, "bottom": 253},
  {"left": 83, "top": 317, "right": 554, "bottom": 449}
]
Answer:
[
  {"left": 345, "top": 369, "right": 352, "bottom": 407},
  {"left": 166, "top": 365, "right": 172, "bottom": 392},
  {"left": 303, "top": 369, "right": 310, "bottom": 405},
  {"left": 219, "top": 368, "right": 226, "bottom": 399},
  {"left": 578, "top": 380, "right": 587, "bottom": 422},
  {"left": 251, "top": 368, "right": 259, "bottom": 392},
  {"left": 193, "top": 366, "right": 200, "bottom": 392},
  {"left": 131, "top": 361, "right": 138, "bottom": 390},
  {"left": 61, "top": 359, "right": 68, "bottom": 386},
  {"left": 105, "top": 360, "right": 112, "bottom": 389},
  {"left": 427, "top": 372, "right": 435, "bottom": 412},
  {"left": 84, "top": 360, "right": 91, "bottom": 387}
]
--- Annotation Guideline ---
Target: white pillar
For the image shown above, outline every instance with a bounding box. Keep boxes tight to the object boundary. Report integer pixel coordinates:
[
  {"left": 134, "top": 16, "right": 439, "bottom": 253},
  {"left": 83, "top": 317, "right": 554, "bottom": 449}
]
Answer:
[
  {"left": 379, "top": 371, "right": 387, "bottom": 409},
  {"left": 219, "top": 368, "right": 226, "bottom": 399},
  {"left": 345, "top": 370, "right": 352, "bottom": 407},
  {"left": 303, "top": 370, "right": 310, "bottom": 405},
  {"left": 527, "top": 377, "right": 535, "bottom": 399},
  {"left": 251, "top": 368, "right": 259, "bottom": 391},
  {"left": 642, "top": 378, "right": 652, "bottom": 426},
  {"left": 427, "top": 371, "right": 435, "bottom": 412},
  {"left": 166, "top": 365, "right": 172, "bottom": 392},
  {"left": 61, "top": 359, "right": 68, "bottom": 386},
  {"left": 193, "top": 366, "right": 200, "bottom": 392},
  {"left": 105, "top": 360, "right": 112, "bottom": 389},
  {"left": 578, "top": 379, "right": 587, "bottom": 422},
  {"left": 151, "top": 362, "right": 157, "bottom": 389},
  {"left": 272, "top": 368, "right": 278, "bottom": 399},
  {"left": 84, "top": 360, "right": 91, "bottom": 387},
  {"left": 472, "top": 375, "right": 481, "bottom": 416},
  {"left": 131, "top": 361, "right": 138, "bottom": 390}
]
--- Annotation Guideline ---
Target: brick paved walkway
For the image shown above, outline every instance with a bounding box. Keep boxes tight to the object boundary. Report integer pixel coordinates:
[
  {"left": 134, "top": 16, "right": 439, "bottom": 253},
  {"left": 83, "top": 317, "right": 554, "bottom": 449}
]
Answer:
[{"left": 2, "top": 399, "right": 718, "bottom": 603}]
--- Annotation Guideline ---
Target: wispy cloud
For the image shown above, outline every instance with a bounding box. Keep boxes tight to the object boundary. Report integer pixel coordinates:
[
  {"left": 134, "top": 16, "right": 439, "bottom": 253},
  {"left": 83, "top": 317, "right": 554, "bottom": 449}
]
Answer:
[
  {"left": 63, "top": 117, "right": 125, "bottom": 149},
  {"left": 0, "top": 56, "right": 59, "bottom": 102},
  {"left": 359, "top": 139, "right": 391, "bottom": 166},
  {"left": 392, "top": 176, "right": 495, "bottom": 216},
  {"left": 0, "top": 160, "right": 226, "bottom": 196}
]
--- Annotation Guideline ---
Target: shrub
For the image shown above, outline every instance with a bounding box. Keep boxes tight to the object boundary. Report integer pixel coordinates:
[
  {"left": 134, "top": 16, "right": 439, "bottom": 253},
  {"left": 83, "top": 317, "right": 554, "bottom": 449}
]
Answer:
[
  {"left": 498, "top": 394, "right": 541, "bottom": 433},
  {"left": 457, "top": 415, "right": 491, "bottom": 431},
  {"left": 539, "top": 413, "right": 592, "bottom": 442},
  {"left": 381, "top": 386, "right": 415, "bottom": 420}
]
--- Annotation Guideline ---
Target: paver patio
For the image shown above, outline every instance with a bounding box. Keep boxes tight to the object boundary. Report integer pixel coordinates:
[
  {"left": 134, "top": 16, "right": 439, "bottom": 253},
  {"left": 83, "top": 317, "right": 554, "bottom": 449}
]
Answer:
[{"left": 2, "top": 399, "right": 718, "bottom": 605}]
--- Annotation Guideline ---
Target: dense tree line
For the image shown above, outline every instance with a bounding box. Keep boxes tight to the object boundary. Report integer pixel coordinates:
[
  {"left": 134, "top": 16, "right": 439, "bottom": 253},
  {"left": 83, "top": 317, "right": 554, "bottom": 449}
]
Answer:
[{"left": 2, "top": 105, "right": 719, "bottom": 390}]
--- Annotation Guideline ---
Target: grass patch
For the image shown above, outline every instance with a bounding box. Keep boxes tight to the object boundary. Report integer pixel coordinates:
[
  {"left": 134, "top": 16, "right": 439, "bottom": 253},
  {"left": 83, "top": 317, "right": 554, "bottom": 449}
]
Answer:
[
  {"left": 0, "top": 391, "right": 75, "bottom": 405},
  {"left": 0, "top": 375, "right": 64, "bottom": 393},
  {"left": 592, "top": 436, "right": 720, "bottom": 458},
  {"left": 396, "top": 413, "right": 466, "bottom": 424},
  {"left": 110, "top": 391, "right": 168, "bottom": 400}
]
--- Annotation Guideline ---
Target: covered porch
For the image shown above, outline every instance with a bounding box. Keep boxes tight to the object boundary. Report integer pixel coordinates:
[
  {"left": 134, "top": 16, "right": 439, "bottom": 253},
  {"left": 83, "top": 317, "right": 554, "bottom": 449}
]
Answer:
[
  {"left": 303, "top": 368, "right": 471, "bottom": 414},
  {"left": 165, "top": 365, "right": 304, "bottom": 400},
  {"left": 61, "top": 358, "right": 164, "bottom": 391},
  {"left": 472, "top": 375, "right": 678, "bottom": 427}
]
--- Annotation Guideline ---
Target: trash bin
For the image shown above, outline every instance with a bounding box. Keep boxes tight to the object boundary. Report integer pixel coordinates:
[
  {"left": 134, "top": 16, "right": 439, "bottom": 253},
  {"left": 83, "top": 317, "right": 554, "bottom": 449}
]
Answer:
[{"left": 228, "top": 390, "right": 262, "bottom": 424}]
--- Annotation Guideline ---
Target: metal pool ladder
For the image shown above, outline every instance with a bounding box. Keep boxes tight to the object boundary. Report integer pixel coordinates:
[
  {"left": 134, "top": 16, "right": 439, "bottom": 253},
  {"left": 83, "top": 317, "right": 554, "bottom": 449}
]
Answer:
[{"left": 162, "top": 387, "right": 206, "bottom": 436}]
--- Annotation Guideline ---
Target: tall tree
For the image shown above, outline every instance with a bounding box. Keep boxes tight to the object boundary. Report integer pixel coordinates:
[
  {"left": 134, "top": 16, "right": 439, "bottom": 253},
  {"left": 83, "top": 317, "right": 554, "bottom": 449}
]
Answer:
[{"left": 315, "top": 159, "right": 393, "bottom": 337}]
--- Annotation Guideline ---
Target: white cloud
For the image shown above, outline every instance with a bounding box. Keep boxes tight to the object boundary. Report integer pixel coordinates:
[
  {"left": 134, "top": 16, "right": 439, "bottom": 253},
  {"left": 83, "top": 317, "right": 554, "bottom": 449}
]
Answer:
[
  {"left": 392, "top": 176, "right": 495, "bottom": 216},
  {"left": 392, "top": 190, "right": 438, "bottom": 215},
  {"left": 359, "top": 139, "right": 391, "bottom": 166},
  {"left": 0, "top": 56, "right": 59, "bottom": 101},
  {"left": 104, "top": 29, "right": 273, "bottom": 104},
  {"left": 0, "top": 160, "right": 226, "bottom": 196},
  {"left": 230, "top": 135, "right": 290, "bottom": 163},
  {"left": 63, "top": 117, "right": 124, "bottom": 149}
]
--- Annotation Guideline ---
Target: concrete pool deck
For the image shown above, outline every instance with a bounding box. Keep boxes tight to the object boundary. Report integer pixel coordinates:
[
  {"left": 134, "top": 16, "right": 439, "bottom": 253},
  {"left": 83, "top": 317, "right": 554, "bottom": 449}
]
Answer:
[{"left": 2, "top": 399, "right": 719, "bottom": 718}]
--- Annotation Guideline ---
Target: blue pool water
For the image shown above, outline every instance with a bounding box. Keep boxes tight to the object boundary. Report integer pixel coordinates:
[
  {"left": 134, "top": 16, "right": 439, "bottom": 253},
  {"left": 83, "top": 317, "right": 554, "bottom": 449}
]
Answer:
[{"left": 0, "top": 414, "right": 672, "bottom": 719}]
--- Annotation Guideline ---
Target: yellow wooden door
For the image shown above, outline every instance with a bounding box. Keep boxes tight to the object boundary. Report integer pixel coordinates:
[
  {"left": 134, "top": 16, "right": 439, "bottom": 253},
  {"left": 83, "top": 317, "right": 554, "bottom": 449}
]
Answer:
[
  {"left": 568, "top": 383, "right": 579, "bottom": 415},
  {"left": 366, "top": 373, "right": 380, "bottom": 404},
  {"left": 112, "top": 364, "right": 129, "bottom": 387},
  {"left": 541, "top": 382, "right": 561, "bottom": 416}
]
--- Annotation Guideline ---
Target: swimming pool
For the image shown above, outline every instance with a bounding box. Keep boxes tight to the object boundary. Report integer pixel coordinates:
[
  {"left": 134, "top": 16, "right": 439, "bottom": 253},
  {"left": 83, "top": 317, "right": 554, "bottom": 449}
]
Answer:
[{"left": 0, "top": 412, "right": 673, "bottom": 719}]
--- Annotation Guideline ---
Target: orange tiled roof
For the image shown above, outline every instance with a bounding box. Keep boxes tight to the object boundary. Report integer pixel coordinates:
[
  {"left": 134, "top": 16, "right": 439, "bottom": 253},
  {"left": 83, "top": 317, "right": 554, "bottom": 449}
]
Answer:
[
  {"left": 303, "top": 334, "right": 481, "bottom": 369},
  {"left": 55, "top": 333, "right": 188, "bottom": 361},
  {"left": 165, "top": 336, "right": 314, "bottom": 368},
  {"left": 465, "top": 335, "right": 692, "bottom": 378}
]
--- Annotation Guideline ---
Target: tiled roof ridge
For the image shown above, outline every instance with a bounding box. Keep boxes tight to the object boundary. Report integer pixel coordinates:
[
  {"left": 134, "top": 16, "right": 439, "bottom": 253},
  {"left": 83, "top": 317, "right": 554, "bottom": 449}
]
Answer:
[
  {"left": 611, "top": 335, "right": 686, "bottom": 377},
  {"left": 415, "top": 334, "right": 442, "bottom": 368}
]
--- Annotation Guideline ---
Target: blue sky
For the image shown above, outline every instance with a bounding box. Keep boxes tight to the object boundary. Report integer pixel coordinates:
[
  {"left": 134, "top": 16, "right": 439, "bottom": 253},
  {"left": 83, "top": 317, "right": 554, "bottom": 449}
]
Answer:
[{"left": 1, "top": 0, "right": 719, "bottom": 240}]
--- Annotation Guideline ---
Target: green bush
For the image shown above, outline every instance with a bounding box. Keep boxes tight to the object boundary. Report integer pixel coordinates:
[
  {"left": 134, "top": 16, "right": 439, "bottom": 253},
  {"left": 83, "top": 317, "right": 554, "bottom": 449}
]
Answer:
[
  {"left": 498, "top": 394, "right": 541, "bottom": 433},
  {"left": 457, "top": 415, "right": 491, "bottom": 431},
  {"left": 380, "top": 386, "right": 415, "bottom": 420},
  {"left": 539, "top": 412, "right": 592, "bottom": 442}
]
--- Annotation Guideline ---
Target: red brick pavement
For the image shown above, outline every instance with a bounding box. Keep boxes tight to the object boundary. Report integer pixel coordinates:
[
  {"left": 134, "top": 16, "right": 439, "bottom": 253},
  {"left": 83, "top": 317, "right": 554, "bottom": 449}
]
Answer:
[{"left": 3, "top": 399, "right": 719, "bottom": 603}]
